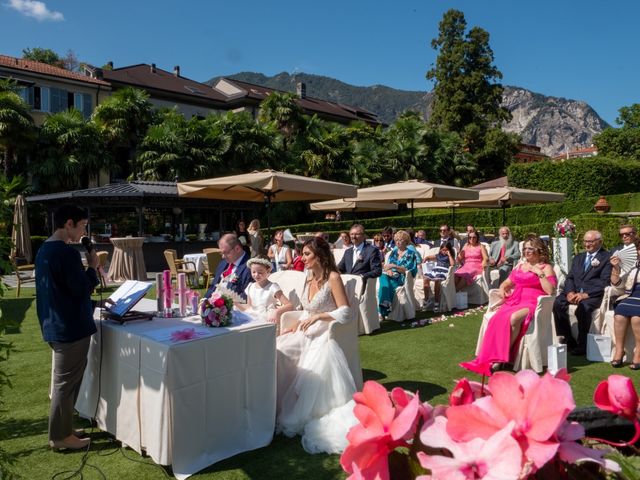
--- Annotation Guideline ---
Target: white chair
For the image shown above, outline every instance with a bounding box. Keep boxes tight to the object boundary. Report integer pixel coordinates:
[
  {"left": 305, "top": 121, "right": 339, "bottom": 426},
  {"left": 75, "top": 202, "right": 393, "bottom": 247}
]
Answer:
[
  {"left": 268, "top": 270, "right": 306, "bottom": 310},
  {"left": 358, "top": 277, "right": 380, "bottom": 335},
  {"left": 461, "top": 266, "right": 490, "bottom": 305},
  {"left": 602, "top": 295, "right": 636, "bottom": 361},
  {"left": 279, "top": 274, "right": 363, "bottom": 390},
  {"left": 476, "top": 289, "right": 556, "bottom": 372},
  {"left": 332, "top": 248, "right": 346, "bottom": 266}
]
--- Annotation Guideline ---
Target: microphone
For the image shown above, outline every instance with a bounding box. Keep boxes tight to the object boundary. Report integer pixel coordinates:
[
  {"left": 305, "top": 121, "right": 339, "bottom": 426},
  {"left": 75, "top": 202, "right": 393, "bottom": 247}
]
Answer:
[{"left": 81, "top": 236, "right": 94, "bottom": 253}]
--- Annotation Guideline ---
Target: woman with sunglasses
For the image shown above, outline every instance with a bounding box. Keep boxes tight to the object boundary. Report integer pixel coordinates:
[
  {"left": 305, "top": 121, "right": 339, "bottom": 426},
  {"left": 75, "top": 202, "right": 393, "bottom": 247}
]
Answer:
[
  {"left": 454, "top": 232, "right": 489, "bottom": 292},
  {"left": 460, "top": 236, "right": 556, "bottom": 376}
]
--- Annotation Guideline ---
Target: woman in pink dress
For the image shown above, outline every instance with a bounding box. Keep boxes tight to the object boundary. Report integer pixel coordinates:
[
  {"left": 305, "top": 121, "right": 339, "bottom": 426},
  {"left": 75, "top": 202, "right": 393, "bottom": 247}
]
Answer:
[
  {"left": 454, "top": 232, "right": 489, "bottom": 291},
  {"left": 460, "top": 236, "right": 556, "bottom": 376}
]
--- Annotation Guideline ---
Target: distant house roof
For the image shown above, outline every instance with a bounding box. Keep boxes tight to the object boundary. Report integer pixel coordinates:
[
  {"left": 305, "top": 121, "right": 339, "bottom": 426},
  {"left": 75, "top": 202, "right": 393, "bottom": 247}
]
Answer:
[
  {"left": 471, "top": 176, "right": 509, "bottom": 190},
  {"left": 552, "top": 145, "right": 599, "bottom": 161},
  {"left": 215, "top": 77, "right": 383, "bottom": 126},
  {"left": 101, "top": 63, "right": 229, "bottom": 106},
  {"left": 0, "top": 54, "right": 110, "bottom": 87}
]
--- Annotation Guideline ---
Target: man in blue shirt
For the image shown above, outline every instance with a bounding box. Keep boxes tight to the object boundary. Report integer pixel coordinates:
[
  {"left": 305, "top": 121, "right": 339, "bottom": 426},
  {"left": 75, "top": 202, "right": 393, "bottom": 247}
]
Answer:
[{"left": 36, "top": 205, "right": 100, "bottom": 450}]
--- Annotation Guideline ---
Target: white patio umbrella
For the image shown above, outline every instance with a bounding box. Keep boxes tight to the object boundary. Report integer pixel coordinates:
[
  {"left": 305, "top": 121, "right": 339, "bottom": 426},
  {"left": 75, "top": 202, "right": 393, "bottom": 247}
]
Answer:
[
  {"left": 413, "top": 186, "right": 566, "bottom": 225},
  {"left": 178, "top": 170, "right": 357, "bottom": 237},
  {"left": 309, "top": 199, "right": 398, "bottom": 212},
  {"left": 348, "top": 180, "right": 480, "bottom": 226},
  {"left": 10, "top": 194, "right": 32, "bottom": 263}
]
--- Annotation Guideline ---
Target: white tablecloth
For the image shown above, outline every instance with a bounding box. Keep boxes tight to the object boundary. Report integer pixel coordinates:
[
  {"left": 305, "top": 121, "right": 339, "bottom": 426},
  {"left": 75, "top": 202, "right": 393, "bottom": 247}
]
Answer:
[
  {"left": 76, "top": 299, "right": 276, "bottom": 479},
  {"left": 183, "top": 253, "right": 207, "bottom": 282}
]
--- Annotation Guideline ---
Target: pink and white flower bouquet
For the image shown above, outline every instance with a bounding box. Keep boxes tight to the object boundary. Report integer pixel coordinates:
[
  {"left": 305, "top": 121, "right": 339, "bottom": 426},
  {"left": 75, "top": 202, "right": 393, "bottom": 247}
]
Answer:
[
  {"left": 554, "top": 217, "right": 576, "bottom": 238},
  {"left": 199, "top": 292, "right": 233, "bottom": 327},
  {"left": 340, "top": 370, "right": 640, "bottom": 479}
]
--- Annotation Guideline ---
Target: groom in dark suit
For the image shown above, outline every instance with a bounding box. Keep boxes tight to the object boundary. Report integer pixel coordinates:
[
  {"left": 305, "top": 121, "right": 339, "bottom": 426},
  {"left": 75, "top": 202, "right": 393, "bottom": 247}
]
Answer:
[
  {"left": 337, "top": 224, "right": 382, "bottom": 291},
  {"left": 204, "top": 233, "right": 253, "bottom": 300},
  {"left": 553, "top": 230, "right": 612, "bottom": 355}
]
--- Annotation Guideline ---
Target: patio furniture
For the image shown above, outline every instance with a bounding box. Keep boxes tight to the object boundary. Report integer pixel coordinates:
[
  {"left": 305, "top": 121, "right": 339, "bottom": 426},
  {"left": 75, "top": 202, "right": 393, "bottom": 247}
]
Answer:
[
  {"left": 12, "top": 257, "right": 35, "bottom": 297},
  {"left": 163, "top": 249, "right": 197, "bottom": 287},
  {"left": 108, "top": 237, "right": 147, "bottom": 282}
]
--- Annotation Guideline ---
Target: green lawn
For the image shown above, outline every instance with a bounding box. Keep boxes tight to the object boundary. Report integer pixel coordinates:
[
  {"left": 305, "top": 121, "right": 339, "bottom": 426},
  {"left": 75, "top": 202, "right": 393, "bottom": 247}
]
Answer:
[{"left": 0, "top": 287, "right": 633, "bottom": 479}]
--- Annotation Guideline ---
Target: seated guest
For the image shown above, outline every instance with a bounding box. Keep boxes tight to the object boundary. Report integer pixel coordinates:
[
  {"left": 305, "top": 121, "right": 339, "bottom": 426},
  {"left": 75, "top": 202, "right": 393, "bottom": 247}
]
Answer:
[
  {"left": 489, "top": 226, "right": 521, "bottom": 284},
  {"left": 268, "top": 230, "right": 293, "bottom": 271},
  {"left": 433, "top": 224, "right": 460, "bottom": 252},
  {"left": 335, "top": 231, "right": 352, "bottom": 249},
  {"left": 611, "top": 224, "right": 637, "bottom": 254},
  {"left": 553, "top": 230, "right": 612, "bottom": 356},
  {"left": 414, "top": 229, "right": 431, "bottom": 246},
  {"left": 422, "top": 241, "right": 456, "bottom": 312},
  {"left": 236, "top": 256, "right": 293, "bottom": 324},
  {"left": 204, "top": 233, "right": 253, "bottom": 299},
  {"left": 454, "top": 232, "right": 489, "bottom": 292},
  {"left": 461, "top": 236, "right": 556, "bottom": 375},
  {"left": 337, "top": 224, "right": 382, "bottom": 291},
  {"left": 291, "top": 242, "right": 305, "bottom": 271},
  {"left": 372, "top": 234, "right": 386, "bottom": 265},
  {"left": 381, "top": 226, "right": 395, "bottom": 251},
  {"left": 609, "top": 238, "right": 640, "bottom": 369},
  {"left": 378, "top": 230, "right": 420, "bottom": 319}
]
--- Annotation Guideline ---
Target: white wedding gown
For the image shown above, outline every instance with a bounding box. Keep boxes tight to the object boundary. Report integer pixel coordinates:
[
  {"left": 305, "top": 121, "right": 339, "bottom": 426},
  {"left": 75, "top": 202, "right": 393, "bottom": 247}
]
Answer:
[{"left": 276, "top": 281, "right": 358, "bottom": 454}]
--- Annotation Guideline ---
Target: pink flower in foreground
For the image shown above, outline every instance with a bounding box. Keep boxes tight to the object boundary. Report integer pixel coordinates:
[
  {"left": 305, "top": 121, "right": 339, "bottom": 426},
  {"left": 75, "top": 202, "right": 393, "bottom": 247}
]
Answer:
[
  {"left": 593, "top": 375, "right": 639, "bottom": 421},
  {"left": 341, "top": 381, "right": 421, "bottom": 480},
  {"left": 417, "top": 416, "right": 522, "bottom": 480},
  {"left": 555, "top": 421, "right": 620, "bottom": 472},
  {"left": 449, "top": 378, "right": 489, "bottom": 406},
  {"left": 446, "top": 370, "right": 575, "bottom": 470}
]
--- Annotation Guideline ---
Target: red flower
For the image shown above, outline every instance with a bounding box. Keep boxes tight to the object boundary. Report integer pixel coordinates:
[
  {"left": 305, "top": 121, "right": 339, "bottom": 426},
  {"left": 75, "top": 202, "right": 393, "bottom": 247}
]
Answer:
[
  {"left": 213, "top": 297, "right": 225, "bottom": 308},
  {"left": 593, "top": 375, "right": 639, "bottom": 421}
]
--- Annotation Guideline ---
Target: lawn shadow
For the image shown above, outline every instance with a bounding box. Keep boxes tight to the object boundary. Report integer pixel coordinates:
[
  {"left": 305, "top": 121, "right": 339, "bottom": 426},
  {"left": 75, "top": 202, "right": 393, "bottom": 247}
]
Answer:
[
  {"left": 381, "top": 380, "right": 447, "bottom": 401},
  {"left": 362, "top": 369, "right": 387, "bottom": 381},
  {"left": 0, "top": 416, "right": 48, "bottom": 442},
  {"left": 198, "top": 434, "right": 343, "bottom": 479},
  {"left": 1, "top": 297, "right": 36, "bottom": 333}
]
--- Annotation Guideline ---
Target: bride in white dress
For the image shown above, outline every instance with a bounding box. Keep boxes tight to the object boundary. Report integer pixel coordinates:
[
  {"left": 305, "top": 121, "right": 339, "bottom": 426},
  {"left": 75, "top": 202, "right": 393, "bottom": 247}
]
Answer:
[{"left": 276, "top": 237, "right": 358, "bottom": 454}]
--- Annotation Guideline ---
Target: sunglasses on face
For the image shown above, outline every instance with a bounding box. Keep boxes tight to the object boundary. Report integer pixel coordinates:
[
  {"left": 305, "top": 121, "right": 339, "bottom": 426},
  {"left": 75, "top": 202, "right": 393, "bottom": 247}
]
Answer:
[{"left": 620, "top": 232, "right": 634, "bottom": 237}]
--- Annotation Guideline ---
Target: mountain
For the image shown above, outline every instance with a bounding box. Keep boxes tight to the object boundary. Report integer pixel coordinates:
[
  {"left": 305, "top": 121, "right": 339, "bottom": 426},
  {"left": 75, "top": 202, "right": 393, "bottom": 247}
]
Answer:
[{"left": 207, "top": 71, "right": 609, "bottom": 157}]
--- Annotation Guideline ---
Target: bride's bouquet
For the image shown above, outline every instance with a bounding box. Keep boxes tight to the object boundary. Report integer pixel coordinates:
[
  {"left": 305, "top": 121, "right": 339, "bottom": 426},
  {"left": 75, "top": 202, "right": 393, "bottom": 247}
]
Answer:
[
  {"left": 200, "top": 291, "right": 234, "bottom": 327},
  {"left": 554, "top": 217, "right": 576, "bottom": 238}
]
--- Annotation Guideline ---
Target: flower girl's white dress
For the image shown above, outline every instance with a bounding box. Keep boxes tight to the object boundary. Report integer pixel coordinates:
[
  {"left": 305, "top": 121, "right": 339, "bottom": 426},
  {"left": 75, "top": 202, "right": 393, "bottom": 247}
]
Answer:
[
  {"left": 276, "top": 280, "right": 358, "bottom": 454},
  {"left": 244, "top": 281, "right": 281, "bottom": 322}
]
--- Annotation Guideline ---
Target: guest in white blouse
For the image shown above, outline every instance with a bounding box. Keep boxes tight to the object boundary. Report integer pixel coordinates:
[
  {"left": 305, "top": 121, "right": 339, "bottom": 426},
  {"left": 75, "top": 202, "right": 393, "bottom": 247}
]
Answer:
[{"left": 268, "top": 230, "right": 293, "bottom": 271}]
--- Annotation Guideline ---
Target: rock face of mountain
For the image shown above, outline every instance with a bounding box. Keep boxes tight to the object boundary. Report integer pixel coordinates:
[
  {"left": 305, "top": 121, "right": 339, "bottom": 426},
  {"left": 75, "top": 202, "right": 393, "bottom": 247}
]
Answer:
[{"left": 208, "top": 71, "right": 609, "bottom": 157}]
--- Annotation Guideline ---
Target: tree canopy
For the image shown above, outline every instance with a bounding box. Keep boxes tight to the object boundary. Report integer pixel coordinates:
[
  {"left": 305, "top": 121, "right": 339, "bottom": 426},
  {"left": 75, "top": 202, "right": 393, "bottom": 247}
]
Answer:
[{"left": 593, "top": 103, "right": 640, "bottom": 161}]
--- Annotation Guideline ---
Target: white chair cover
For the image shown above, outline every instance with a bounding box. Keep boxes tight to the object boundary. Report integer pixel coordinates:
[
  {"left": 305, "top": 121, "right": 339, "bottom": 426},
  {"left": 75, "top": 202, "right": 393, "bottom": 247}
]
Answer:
[
  {"left": 387, "top": 271, "right": 417, "bottom": 322},
  {"left": 268, "top": 270, "right": 306, "bottom": 310},
  {"left": 332, "top": 248, "right": 346, "bottom": 265},
  {"left": 279, "top": 274, "right": 363, "bottom": 390},
  {"left": 358, "top": 277, "right": 380, "bottom": 335},
  {"left": 476, "top": 289, "right": 556, "bottom": 372}
]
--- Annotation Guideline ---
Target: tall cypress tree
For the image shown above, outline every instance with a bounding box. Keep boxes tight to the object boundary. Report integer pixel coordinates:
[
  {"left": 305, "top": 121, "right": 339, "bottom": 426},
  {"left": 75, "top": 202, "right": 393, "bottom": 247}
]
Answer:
[{"left": 426, "top": 9, "right": 516, "bottom": 180}]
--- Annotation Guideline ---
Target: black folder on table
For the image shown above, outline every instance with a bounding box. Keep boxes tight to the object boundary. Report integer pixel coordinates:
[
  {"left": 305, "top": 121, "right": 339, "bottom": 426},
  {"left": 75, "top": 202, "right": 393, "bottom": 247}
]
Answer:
[{"left": 102, "top": 280, "right": 154, "bottom": 324}]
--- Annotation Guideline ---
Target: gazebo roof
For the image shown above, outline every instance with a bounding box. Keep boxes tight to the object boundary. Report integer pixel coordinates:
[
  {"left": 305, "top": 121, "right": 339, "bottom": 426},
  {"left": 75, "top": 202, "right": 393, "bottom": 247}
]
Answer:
[{"left": 26, "top": 181, "right": 242, "bottom": 209}]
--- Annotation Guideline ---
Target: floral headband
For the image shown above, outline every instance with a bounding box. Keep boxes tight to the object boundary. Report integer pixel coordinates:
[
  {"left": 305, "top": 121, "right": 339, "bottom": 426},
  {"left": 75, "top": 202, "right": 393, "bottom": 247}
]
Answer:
[{"left": 246, "top": 257, "right": 273, "bottom": 270}]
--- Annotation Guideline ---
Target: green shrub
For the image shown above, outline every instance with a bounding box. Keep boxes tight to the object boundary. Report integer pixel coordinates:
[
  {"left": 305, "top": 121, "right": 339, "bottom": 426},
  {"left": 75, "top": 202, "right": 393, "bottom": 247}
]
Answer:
[{"left": 507, "top": 157, "right": 640, "bottom": 199}]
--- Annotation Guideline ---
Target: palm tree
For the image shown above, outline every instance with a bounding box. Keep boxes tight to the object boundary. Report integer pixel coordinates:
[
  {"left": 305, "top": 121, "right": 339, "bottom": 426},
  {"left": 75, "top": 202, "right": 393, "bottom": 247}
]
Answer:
[
  {"left": 258, "top": 92, "right": 306, "bottom": 149},
  {"left": 137, "top": 109, "right": 225, "bottom": 181},
  {"left": 33, "top": 109, "right": 108, "bottom": 192},
  {"left": 0, "top": 81, "right": 35, "bottom": 177},
  {"left": 383, "top": 112, "right": 431, "bottom": 181},
  {"left": 92, "top": 87, "right": 154, "bottom": 178}
]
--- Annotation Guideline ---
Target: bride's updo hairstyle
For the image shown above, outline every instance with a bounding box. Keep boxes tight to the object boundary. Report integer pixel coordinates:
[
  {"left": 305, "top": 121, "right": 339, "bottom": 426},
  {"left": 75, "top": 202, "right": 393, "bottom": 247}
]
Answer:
[
  {"left": 524, "top": 235, "right": 550, "bottom": 264},
  {"left": 303, "top": 237, "right": 337, "bottom": 283}
]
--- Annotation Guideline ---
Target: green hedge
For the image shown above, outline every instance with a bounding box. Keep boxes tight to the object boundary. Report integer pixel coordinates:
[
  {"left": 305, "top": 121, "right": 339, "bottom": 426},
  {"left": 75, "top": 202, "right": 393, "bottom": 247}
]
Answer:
[
  {"left": 280, "top": 192, "right": 640, "bottom": 248},
  {"left": 507, "top": 157, "right": 640, "bottom": 199}
]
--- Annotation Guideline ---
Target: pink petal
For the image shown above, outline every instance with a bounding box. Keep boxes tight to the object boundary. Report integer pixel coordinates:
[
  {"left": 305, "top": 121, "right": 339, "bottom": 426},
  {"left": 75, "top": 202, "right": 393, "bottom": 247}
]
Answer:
[
  {"left": 524, "top": 374, "right": 575, "bottom": 441},
  {"left": 607, "top": 375, "right": 639, "bottom": 419},
  {"left": 341, "top": 440, "right": 390, "bottom": 480},
  {"left": 351, "top": 404, "right": 385, "bottom": 436},
  {"left": 445, "top": 404, "right": 506, "bottom": 441},
  {"left": 356, "top": 381, "right": 395, "bottom": 427},
  {"left": 389, "top": 393, "right": 420, "bottom": 441},
  {"left": 523, "top": 439, "right": 560, "bottom": 469},
  {"left": 417, "top": 451, "right": 467, "bottom": 480}
]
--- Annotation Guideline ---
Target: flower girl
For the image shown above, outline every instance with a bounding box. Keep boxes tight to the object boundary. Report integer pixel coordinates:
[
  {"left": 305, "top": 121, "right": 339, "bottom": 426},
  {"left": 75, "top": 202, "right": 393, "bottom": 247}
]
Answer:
[{"left": 236, "top": 256, "right": 293, "bottom": 323}]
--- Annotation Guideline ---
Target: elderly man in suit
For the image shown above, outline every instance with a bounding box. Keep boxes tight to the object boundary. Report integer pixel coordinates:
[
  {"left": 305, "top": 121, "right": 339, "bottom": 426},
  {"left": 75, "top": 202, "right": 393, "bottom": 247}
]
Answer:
[
  {"left": 553, "top": 230, "right": 612, "bottom": 356},
  {"left": 337, "top": 224, "right": 382, "bottom": 291},
  {"left": 610, "top": 224, "right": 637, "bottom": 254},
  {"left": 488, "top": 226, "right": 521, "bottom": 284},
  {"left": 204, "top": 233, "right": 253, "bottom": 299}
]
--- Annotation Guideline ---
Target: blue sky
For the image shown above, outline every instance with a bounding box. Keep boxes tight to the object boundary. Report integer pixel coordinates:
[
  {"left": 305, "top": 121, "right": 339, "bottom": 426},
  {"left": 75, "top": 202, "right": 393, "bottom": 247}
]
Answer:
[{"left": 1, "top": 0, "right": 638, "bottom": 125}]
